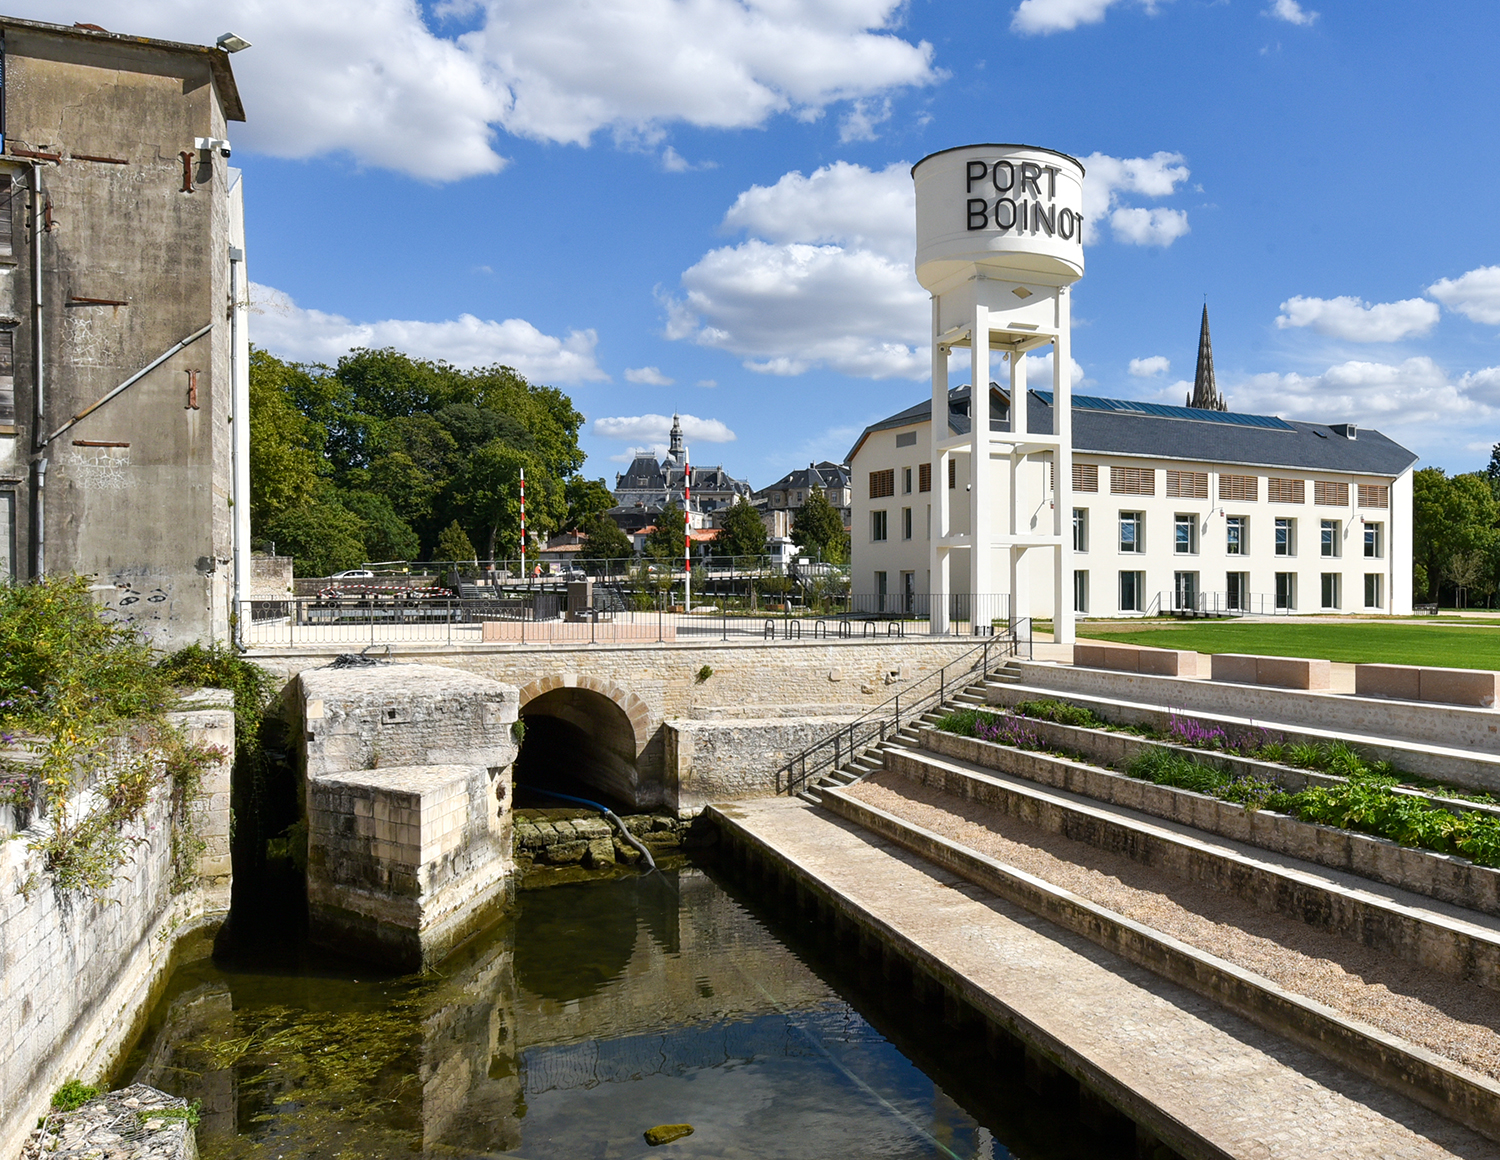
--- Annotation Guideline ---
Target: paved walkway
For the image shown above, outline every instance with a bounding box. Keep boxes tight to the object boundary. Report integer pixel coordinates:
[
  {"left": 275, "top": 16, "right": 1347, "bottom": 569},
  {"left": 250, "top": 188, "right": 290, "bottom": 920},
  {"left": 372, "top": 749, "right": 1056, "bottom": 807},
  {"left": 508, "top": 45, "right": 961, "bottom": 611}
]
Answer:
[{"left": 714, "top": 797, "right": 1500, "bottom": 1160}]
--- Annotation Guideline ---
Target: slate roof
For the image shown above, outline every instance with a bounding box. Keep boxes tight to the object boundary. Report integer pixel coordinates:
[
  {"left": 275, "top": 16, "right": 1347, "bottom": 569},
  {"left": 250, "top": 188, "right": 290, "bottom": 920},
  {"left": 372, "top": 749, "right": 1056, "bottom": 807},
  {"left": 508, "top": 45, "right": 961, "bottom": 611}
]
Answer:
[
  {"left": 847, "top": 386, "right": 1418, "bottom": 478},
  {"left": 759, "top": 461, "right": 852, "bottom": 493}
]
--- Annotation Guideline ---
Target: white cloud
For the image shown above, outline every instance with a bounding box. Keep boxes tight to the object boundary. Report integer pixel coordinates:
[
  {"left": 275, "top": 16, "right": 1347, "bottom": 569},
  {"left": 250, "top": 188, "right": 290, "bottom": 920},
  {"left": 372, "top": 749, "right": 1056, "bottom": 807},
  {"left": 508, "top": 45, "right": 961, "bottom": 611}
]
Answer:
[
  {"left": 250, "top": 282, "right": 608, "bottom": 382},
  {"left": 1428, "top": 266, "right": 1500, "bottom": 326},
  {"left": 624, "top": 366, "right": 675, "bottom": 385},
  {"left": 1129, "top": 355, "right": 1171, "bottom": 377},
  {"left": 1011, "top": 0, "right": 1166, "bottom": 35},
  {"left": 1031, "top": 351, "right": 1088, "bottom": 388},
  {"left": 1268, "top": 0, "right": 1317, "bottom": 25},
  {"left": 667, "top": 162, "right": 929, "bottom": 379},
  {"left": 27, "top": 0, "right": 935, "bottom": 181},
  {"left": 839, "top": 98, "right": 893, "bottom": 143},
  {"left": 1080, "top": 152, "right": 1192, "bottom": 246},
  {"left": 1108, "top": 206, "right": 1190, "bottom": 246},
  {"left": 593, "top": 413, "right": 737, "bottom": 443},
  {"left": 697, "top": 379, "right": 718, "bottom": 388},
  {"left": 1275, "top": 295, "right": 1439, "bottom": 342}
]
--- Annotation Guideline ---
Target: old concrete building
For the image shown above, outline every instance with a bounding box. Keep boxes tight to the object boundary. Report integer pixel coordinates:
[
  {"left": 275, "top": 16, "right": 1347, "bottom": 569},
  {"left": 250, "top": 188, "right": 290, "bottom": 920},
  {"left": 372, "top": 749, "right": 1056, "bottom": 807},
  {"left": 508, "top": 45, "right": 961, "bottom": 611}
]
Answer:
[{"left": 0, "top": 17, "right": 249, "bottom": 649}]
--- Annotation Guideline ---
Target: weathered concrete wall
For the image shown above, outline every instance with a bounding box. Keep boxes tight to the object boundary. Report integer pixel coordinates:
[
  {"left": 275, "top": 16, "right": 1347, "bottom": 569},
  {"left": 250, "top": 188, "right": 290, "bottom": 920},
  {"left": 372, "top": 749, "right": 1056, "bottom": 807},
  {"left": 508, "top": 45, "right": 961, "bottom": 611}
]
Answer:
[
  {"left": 308, "top": 764, "right": 511, "bottom": 970},
  {"left": 249, "top": 555, "right": 293, "bottom": 598},
  {"left": 295, "top": 663, "right": 520, "bottom": 968},
  {"left": 0, "top": 692, "right": 233, "bottom": 1160},
  {"left": 0, "top": 22, "right": 242, "bottom": 645},
  {"left": 258, "top": 637, "right": 988, "bottom": 810},
  {"left": 665, "top": 715, "right": 862, "bottom": 810}
]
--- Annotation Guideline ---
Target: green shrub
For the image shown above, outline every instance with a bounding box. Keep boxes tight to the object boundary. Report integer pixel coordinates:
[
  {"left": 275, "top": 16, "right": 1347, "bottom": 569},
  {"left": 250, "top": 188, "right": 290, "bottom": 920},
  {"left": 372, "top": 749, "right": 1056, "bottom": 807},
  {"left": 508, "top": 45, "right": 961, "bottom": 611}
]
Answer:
[
  {"left": 1013, "top": 699, "right": 1103, "bottom": 729},
  {"left": 1127, "top": 747, "right": 1229, "bottom": 796},
  {"left": 936, "top": 708, "right": 999, "bottom": 736},
  {"left": 51, "top": 1079, "right": 98, "bottom": 1112}
]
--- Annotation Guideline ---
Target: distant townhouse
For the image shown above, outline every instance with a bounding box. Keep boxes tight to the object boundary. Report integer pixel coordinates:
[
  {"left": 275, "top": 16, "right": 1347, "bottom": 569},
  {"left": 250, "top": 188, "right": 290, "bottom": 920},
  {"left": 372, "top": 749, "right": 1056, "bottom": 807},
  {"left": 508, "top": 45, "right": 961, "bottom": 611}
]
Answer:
[{"left": 753, "top": 462, "right": 852, "bottom": 526}]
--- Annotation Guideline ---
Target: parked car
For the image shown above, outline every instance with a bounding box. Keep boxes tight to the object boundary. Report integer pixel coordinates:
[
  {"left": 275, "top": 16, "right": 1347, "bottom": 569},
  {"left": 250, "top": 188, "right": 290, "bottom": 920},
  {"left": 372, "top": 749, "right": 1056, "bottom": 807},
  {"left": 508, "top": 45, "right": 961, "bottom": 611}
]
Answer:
[
  {"left": 331, "top": 569, "right": 376, "bottom": 579},
  {"left": 562, "top": 565, "right": 587, "bottom": 580}
]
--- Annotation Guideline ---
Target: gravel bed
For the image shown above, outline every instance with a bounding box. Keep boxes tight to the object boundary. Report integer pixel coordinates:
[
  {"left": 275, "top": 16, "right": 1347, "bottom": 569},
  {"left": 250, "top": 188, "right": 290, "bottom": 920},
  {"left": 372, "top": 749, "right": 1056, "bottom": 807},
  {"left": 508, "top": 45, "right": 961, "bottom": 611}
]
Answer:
[{"left": 849, "top": 772, "right": 1500, "bottom": 1081}]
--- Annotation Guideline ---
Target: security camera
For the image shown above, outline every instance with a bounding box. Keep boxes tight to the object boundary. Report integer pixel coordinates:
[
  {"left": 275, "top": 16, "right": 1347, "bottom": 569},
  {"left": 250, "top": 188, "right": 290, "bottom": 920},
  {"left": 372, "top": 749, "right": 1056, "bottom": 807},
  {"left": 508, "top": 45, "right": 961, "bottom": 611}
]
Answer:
[{"left": 194, "top": 136, "right": 231, "bottom": 159}]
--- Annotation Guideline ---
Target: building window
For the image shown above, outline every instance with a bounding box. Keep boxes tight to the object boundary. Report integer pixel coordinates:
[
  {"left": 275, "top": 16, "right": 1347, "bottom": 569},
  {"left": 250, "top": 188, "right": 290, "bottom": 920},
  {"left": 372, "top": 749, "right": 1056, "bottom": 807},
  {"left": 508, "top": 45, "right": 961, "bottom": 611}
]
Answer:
[
  {"left": 1364, "top": 573, "right": 1383, "bottom": 608},
  {"left": 895, "top": 431, "right": 917, "bottom": 448},
  {"left": 1315, "top": 480, "right": 1350, "bottom": 507},
  {"left": 871, "top": 510, "right": 888, "bottom": 541},
  {"left": 1119, "top": 570, "right": 1145, "bottom": 612},
  {"left": 1074, "top": 570, "right": 1089, "bottom": 613},
  {"left": 1226, "top": 571, "right": 1248, "bottom": 611},
  {"left": 1358, "top": 484, "right": 1389, "bottom": 509},
  {"left": 1275, "top": 517, "right": 1295, "bottom": 557},
  {"left": 1364, "top": 522, "right": 1383, "bottom": 558},
  {"left": 795, "top": 492, "right": 803, "bottom": 504},
  {"left": 1269, "top": 477, "right": 1305, "bottom": 504},
  {"left": 0, "top": 176, "right": 12, "bottom": 259},
  {"left": 0, "top": 329, "right": 13, "bottom": 425},
  {"left": 1321, "top": 519, "right": 1340, "bottom": 558},
  {"left": 918, "top": 463, "right": 932, "bottom": 493},
  {"left": 875, "top": 571, "right": 887, "bottom": 599},
  {"left": 1173, "top": 571, "right": 1199, "bottom": 611},
  {"left": 902, "top": 467, "right": 913, "bottom": 494},
  {"left": 1110, "top": 466, "right": 1155, "bottom": 496},
  {"left": 1275, "top": 572, "right": 1295, "bottom": 610},
  {"left": 0, "top": 490, "right": 13, "bottom": 583},
  {"left": 1119, "top": 512, "right": 1143, "bottom": 554},
  {"left": 1166, "top": 470, "right": 1208, "bottom": 499},
  {"left": 1174, "top": 514, "right": 1197, "bottom": 555},
  {"left": 948, "top": 458, "right": 957, "bottom": 489},
  {"left": 1225, "top": 516, "right": 1246, "bottom": 555},
  {"left": 869, "top": 469, "right": 894, "bottom": 499},
  {"left": 1321, "top": 572, "right": 1341, "bottom": 609},
  {"left": 1219, "top": 473, "right": 1258, "bottom": 502},
  {"left": 902, "top": 507, "right": 912, "bottom": 540},
  {"left": 1072, "top": 508, "right": 1088, "bottom": 552},
  {"left": 1073, "top": 463, "right": 1099, "bottom": 493}
]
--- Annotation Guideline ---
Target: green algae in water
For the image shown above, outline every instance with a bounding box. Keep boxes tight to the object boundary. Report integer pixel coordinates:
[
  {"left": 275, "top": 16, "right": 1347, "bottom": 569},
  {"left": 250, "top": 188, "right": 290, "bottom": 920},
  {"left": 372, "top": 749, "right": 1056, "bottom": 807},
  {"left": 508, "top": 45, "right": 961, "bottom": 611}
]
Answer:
[{"left": 122, "top": 868, "right": 1122, "bottom": 1159}]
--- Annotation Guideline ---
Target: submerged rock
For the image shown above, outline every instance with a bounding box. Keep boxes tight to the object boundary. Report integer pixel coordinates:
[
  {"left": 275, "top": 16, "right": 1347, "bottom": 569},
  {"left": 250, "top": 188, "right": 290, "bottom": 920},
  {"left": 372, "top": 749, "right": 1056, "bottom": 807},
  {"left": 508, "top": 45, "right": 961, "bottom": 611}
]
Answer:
[{"left": 644, "top": 1123, "right": 694, "bottom": 1146}]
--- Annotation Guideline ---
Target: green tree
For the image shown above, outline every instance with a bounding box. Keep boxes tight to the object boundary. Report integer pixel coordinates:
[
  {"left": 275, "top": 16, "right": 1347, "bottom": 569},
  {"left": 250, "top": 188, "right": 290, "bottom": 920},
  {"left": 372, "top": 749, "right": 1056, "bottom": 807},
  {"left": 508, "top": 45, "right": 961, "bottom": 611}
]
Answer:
[
  {"left": 1486, "top": 443, "right": 1500, "bottom": 503},
  {"left": 565, "top": 477, "right": 616, "bottom": 531},
  {"left": 264, "top": 490, "right": 367, "bottom": 577},
  {"left": 1413, "top": 468, "right": 1499, "bottom": 602},
  {"left": 338, "top": 490, "right": 421, "bottom": 562},
  {"left": 715, "top": 498, "right": 768, "bottom": 559},
  {"left": 247, "top": 349, "right": 323, "bottom": 532},
  {"left": 644, "top": 502, "right": 687, "bottom": 563},
  {"left": 579, "top": 513, "right": 633, "bottom": 563},
  {"left": 436, "top": 519, "right": 478, "bottom": 563},
  {"left": 792, "top": 489, "right": 849, "bottom": 563}
]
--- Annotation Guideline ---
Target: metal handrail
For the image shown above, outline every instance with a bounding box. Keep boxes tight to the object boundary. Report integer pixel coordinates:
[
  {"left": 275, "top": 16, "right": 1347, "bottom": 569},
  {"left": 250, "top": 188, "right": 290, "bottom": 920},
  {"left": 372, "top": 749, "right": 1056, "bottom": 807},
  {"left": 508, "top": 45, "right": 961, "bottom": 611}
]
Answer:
[{"left": 776, "top": 631, "right": 1020, "bottom": 797}]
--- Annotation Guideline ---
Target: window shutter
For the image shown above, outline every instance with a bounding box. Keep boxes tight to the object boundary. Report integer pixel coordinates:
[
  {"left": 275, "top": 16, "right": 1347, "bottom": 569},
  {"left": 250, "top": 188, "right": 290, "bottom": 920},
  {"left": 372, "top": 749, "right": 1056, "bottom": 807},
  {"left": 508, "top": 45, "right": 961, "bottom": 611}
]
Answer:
[
  {"left": 1166, "top": 470, "right": 1208, "bottom": 499},
  {"left": 868, "top": 469, "right": 894, "bottom": 499},
  {"left": 1268, "top": 477, "right": 1305, "bottom": 504},
  {"left": 1314, "top": 480, "right": 1349, "bottom": 506},
  {"left": 918, "top": 462, "right": 932, "bottom": 492},
  {"left": 1357, "top": 484, "right": 1389, "bottom": 509},
  {"left": 1219, "top": 473, "right": 1258, "bottom": 502},
  {"left": 1072, "top": 463, "right": 1098, "bottom": 493},
  {"left": 948, "top": 458, "right": 957, "bottom": 489},
  {"left": 0, "top": 329, "right": 13, "bottom": 424},
  {"left": 1110, "top": 466, "right": 1154, "bottom": 495}
]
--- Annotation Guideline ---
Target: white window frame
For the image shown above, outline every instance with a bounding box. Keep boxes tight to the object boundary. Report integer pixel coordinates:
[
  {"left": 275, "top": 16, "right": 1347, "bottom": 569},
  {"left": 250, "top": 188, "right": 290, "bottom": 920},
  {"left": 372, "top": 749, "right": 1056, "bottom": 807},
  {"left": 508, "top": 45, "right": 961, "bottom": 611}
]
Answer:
[
  {"left": 1072, "top": 508, "right": 1088, "bottom": 553},
  {"left": 1275, "top": 517, "right": 1295, "bottom": 557},
  {"left": 871, "top": 510, "right": 888, "bottom": 542},
  {"left": 1174, "top": 513, "right": 1198, "bottom": 555},
  {"left": 1321, "top": 518, "right": 1340, "bottom": 558},
  {"left": 1364, "top": 573, "right": 1383, "bottom": 608},
  {"left": 1364, "top": 521, "right": 1383, "bottom": 559},
  {"left": 1119, "top": 511, "right": 1144, "bottom": 554},
  {"left": 1225, "top": 515, "right": 1246, "bottom": 556},
  {"left": 1321, "top": 572, "right": 1341, "bottom": 609}
]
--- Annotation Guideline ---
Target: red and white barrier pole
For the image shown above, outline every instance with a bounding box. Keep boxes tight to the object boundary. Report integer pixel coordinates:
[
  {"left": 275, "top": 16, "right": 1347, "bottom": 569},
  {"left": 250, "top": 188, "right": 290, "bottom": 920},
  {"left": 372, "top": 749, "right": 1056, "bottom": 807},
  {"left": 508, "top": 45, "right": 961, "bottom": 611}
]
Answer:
[
  {"left": 519, "top": 466, "right": 526, "bottom": 580},
  {"left": 684, "top": 448, "right": 691, "bottom": 614}
]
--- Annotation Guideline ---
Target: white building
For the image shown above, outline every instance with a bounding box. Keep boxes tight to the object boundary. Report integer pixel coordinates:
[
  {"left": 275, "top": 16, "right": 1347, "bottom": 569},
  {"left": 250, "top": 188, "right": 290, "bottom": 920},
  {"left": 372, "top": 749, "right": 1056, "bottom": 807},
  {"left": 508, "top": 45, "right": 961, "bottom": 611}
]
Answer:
[{"left": 847, "top": 366, "right": 1417, "bottom": 620}]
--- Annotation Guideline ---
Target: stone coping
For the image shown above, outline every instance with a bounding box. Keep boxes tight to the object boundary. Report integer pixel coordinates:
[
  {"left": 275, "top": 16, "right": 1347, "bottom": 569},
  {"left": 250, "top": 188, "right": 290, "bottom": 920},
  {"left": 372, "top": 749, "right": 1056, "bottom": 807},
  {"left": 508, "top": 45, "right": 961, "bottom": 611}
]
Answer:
[{"left": 821, "top": 786, "right": 1500, "bottom": 1145}]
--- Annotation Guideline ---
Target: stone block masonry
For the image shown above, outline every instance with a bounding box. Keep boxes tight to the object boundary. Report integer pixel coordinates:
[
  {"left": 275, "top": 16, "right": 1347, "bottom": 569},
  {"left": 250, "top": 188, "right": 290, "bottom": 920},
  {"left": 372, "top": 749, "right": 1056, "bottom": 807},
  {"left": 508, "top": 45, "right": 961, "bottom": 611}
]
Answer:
[
  {"left": 308, "top": 764, "right": 511, "bottom": 969},
  {"left": 296, "top": 663, "right": 521, "bottom": 969},
  {"left": 665, "top": 716, "right": 862, "bottom": 810},
  {"left": 0, "top": 694, "right": 234, "bottom": 1160}
]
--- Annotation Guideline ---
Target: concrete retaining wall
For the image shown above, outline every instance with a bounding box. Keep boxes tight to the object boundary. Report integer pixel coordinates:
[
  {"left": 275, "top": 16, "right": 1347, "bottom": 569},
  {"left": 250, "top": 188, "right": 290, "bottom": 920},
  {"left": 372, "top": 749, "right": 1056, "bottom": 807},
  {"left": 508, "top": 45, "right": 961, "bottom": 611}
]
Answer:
[
  {"left": 0, "top": 693, "right": 234, "bottom": 1160},
  {"left": 916, "top": 728, "right": 1500, "bottom": 936},
  {"left": 665, "top": 716, "right": 862, "bottom": 811},
  {"left": 1007, "top": 662, "right": 1500, "bottom": 784}
]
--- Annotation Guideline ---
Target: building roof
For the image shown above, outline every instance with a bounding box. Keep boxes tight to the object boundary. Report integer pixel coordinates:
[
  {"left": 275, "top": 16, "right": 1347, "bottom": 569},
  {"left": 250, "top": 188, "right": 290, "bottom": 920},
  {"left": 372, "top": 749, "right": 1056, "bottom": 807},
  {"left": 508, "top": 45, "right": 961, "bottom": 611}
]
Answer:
[
  {"left": 847, "top": 386, "right": 1418, "bottom": 478},
  {"left": 616, "top": 455, "right": 666, "bottom": 490},
  {"left": 1, "top": 17, "right": 246, "bottom": 121},
  {"left": 758, "top": 461, "right": 851, "bottom": 494}
]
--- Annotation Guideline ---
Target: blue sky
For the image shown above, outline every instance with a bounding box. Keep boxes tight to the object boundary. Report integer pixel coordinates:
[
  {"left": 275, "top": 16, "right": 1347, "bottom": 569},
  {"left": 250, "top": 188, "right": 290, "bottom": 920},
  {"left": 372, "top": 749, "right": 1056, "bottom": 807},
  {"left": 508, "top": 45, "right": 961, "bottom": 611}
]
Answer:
[{"left": 30, "top": 0, "right": 1500, "bottom": 483}]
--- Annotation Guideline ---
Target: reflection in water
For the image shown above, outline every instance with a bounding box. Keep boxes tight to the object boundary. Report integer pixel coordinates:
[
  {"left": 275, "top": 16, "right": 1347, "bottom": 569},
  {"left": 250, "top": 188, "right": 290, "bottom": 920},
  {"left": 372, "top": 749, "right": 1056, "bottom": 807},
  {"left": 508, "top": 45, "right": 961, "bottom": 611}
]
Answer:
[{"left": 119, "top": 865, "right": 1120, "bottom": 1159}]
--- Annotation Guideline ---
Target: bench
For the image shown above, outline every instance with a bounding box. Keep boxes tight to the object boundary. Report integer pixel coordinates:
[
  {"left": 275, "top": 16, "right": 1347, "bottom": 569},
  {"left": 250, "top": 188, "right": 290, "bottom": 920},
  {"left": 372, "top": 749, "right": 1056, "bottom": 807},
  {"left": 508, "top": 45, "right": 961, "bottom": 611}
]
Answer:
[
  {"left": 1356, "top": 663, "right": 1498, "bottom": 708},
  {"left": 1074, "top": 641, "right": 1198, "bottom": 677},
  {"left": 1414, "top": 603, "right": 1439, "bottom": 615},
  {"left": 1211, "top": 653, "right": 1331, "bottom": 691}
]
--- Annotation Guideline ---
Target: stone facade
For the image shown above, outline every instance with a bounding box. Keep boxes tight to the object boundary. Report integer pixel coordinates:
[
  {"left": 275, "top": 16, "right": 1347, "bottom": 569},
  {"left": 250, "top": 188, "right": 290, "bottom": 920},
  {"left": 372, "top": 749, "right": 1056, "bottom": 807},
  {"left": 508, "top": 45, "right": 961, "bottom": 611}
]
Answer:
[
  {"left": 0, "top": 694, "right": 233, "bottom": 1160},
  {"left": 665, "top": 715, "right": 862, "bottom": 810},
  {"left": 295, "top": 663, "right": 521, "bottom": 968}
]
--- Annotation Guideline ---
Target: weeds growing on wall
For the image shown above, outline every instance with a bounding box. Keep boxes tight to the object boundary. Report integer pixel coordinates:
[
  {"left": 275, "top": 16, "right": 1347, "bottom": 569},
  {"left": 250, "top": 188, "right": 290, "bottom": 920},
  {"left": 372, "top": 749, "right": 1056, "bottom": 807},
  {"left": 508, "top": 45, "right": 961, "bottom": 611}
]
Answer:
[{"left": 0, "top": 577, "right": 235, "bottom": 899}]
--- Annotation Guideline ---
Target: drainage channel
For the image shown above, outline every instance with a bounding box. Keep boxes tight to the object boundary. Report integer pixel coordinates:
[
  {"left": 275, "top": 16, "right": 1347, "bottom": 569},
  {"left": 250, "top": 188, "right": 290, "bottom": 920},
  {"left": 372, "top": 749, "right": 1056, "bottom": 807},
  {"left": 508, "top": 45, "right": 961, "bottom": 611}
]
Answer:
[{"left": 112, "top": 858, "right": 1130, "bottom": 1160}]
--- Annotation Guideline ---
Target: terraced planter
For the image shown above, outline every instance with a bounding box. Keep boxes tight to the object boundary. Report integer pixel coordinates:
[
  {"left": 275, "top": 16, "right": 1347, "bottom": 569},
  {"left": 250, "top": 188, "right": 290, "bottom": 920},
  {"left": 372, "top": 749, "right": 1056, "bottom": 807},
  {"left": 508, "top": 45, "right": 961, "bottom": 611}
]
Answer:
[{"left": 919, "top": 726, "right": 1500, "bottom": 920}]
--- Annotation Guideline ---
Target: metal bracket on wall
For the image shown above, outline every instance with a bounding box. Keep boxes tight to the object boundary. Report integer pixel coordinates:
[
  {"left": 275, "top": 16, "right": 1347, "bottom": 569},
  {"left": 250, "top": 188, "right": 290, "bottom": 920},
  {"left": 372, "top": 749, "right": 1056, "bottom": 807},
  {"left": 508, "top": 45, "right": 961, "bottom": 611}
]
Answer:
[{"left": 185, "top": 369, "right": 199, "bottom": 410}]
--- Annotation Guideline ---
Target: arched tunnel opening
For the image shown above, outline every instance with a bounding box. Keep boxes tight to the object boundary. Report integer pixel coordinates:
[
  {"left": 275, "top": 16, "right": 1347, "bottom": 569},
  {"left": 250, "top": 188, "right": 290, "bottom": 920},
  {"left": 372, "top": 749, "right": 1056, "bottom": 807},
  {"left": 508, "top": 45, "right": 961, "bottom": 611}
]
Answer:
[{"left": 513, "top": 687, "right": 642, "bottom": 814}]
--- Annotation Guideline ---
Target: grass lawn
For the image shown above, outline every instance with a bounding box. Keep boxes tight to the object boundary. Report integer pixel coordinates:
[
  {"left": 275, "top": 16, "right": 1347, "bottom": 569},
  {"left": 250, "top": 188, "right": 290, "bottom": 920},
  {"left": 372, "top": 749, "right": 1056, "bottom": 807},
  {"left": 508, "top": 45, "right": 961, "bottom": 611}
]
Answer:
[{"left": 1079, "top": 620, "right": 1500, "bottom": 670}]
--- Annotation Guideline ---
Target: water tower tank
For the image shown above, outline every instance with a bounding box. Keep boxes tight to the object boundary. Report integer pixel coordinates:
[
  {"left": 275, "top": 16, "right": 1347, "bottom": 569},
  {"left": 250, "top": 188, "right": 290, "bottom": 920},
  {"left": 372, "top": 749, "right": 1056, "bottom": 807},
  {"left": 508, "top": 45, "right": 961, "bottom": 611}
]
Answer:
[{"left": 912, "top": 144, "right": 1086, "bottom": 292}]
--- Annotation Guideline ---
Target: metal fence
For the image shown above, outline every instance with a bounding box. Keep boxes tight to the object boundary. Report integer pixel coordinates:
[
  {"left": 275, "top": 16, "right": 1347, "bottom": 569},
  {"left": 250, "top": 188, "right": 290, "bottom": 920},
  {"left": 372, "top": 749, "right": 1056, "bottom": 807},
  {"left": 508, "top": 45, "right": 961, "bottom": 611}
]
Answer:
[
  {"left": 776, "top": 630, "right": 1029, "bottom": 798},
  {"left": 239, "top": 590, "right": 1019, "bottom": 648}
]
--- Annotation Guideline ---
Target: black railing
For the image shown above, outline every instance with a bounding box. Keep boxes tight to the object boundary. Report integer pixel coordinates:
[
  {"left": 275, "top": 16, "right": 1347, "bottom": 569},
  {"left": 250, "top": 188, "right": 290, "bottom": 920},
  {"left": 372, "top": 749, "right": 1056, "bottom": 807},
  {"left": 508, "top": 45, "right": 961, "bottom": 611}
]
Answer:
[{"left": 775, "top": 622, "right": 1030, "bottom": 798}]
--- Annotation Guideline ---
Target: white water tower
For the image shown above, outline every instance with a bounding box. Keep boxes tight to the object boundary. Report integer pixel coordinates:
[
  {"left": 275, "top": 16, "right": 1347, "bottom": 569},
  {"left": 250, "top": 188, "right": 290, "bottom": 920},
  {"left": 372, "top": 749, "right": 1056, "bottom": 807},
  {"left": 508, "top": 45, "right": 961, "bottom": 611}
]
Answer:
[{"left": 912, "top": 144, "right": 1085, "bottom": 643}]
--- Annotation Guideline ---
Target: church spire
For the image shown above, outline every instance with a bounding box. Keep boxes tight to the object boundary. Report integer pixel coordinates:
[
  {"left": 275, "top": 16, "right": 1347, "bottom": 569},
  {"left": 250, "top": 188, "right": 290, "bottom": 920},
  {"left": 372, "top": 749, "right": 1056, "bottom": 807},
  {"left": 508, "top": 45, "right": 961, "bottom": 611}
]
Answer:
[
  {"left": 1187, "top": 304, "right": 1227, "bottom": 411},
  {"left": 667, "top": 412, "right": 685, "bottom": 464}
]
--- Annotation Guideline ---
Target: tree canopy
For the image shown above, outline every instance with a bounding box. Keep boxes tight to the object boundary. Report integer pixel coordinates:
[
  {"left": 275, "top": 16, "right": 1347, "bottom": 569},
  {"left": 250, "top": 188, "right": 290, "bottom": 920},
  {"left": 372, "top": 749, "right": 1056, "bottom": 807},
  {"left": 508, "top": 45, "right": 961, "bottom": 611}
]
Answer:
[
  {"left": 791, "top": 490, "right": 850, "bottom": 564},
  {"left": 1413, "top": 467, "right": 1499, "bottom": 604},
  {"left": 715, "top": 498, "right": 768, "bottom": 559},
  {"left": 249, "top": 347, "right": 586, "bottom": 573},
  {"left": 643, "top": 502, "right": 687, "bottom": 563}
]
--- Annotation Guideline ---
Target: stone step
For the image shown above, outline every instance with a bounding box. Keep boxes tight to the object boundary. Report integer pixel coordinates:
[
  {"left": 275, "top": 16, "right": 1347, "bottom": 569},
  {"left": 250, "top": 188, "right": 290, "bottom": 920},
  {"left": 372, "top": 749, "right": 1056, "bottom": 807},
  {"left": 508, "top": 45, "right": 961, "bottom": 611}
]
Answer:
[
  {"left": 795, "top": 789, "right": 822, "bottom": 805},
  {"left": 883, "top": 744, "right": 1500, "bottom": 992}
]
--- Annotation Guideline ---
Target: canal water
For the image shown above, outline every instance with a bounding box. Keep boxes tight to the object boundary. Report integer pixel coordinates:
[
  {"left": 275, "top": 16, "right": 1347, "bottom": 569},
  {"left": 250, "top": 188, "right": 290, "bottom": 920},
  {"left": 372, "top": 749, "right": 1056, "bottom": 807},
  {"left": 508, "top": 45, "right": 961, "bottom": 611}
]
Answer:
[{"left": 118, "top": 863, "right": 1124, "bottom": 1159}]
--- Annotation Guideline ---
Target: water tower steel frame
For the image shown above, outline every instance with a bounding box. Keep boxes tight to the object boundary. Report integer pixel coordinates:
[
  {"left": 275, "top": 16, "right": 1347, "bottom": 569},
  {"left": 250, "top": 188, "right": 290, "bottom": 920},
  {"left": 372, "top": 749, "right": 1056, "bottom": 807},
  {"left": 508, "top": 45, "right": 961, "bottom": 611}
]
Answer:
[{"left": 913, "top": 144, "right": 1085, "bottom": 645}]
